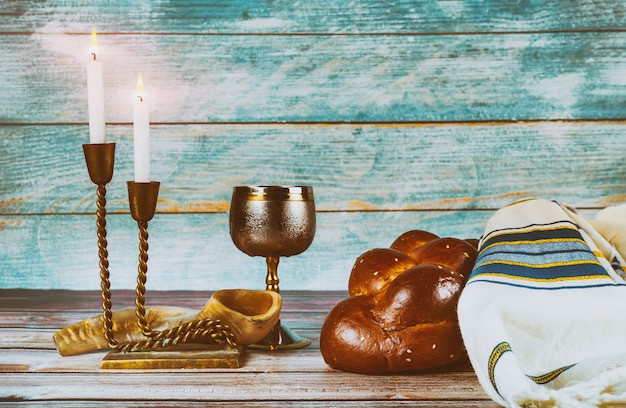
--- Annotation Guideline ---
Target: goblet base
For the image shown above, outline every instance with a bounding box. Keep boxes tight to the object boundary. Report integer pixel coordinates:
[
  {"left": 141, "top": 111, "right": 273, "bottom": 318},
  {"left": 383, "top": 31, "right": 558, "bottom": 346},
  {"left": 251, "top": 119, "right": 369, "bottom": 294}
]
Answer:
[{"left": 248, "top": 323, "right": 311, "bottom": 351}]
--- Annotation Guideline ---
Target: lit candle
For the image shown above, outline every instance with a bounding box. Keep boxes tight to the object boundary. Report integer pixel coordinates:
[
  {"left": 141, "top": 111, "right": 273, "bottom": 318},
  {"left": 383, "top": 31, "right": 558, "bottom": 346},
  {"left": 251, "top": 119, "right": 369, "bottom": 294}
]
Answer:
[
  {"left": 133, "top": 73, "right": 150, "bottom": 182},
  {"left": 87, "top": 28, "right": 105, "bottom": 144}
]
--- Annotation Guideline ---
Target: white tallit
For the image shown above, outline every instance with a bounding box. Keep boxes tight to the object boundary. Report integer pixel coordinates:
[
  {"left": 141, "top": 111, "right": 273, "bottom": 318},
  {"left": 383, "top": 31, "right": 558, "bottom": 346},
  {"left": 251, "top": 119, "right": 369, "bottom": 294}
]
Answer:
[{"left": 457, "top": 198, "right": 626, "bottom": 407}]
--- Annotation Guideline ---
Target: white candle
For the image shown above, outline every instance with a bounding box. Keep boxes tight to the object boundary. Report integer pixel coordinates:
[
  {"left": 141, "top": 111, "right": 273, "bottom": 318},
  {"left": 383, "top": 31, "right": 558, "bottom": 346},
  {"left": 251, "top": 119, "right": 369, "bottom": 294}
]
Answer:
[
  {"left": 87, "top": 28, "right": 105, "bottom": 144},
  {"left": 133, "top": 73, "right": 150, "bottom": 182}
]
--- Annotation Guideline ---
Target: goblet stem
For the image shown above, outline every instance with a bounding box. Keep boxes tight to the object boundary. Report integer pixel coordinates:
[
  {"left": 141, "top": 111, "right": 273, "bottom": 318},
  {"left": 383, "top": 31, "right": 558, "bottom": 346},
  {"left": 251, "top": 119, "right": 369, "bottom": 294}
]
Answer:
[
  {"left": 265, "top": 256, "right": 280, "bottom": 292},
  {"left": 254, "top": 255, "right": 311, "bottom": 351}
]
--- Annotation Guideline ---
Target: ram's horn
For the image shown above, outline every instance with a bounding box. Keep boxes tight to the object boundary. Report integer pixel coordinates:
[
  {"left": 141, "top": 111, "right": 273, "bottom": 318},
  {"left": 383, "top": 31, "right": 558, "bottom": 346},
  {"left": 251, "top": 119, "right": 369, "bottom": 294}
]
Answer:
[
  {"left": 53, "top": 306, "right": 195, "bottom": 356},
  {"left": 53, "top": 289, "right": 282, "bottom": 356},
  {"left": 196, "top": 289, "right": 282, "bottom": 346}
]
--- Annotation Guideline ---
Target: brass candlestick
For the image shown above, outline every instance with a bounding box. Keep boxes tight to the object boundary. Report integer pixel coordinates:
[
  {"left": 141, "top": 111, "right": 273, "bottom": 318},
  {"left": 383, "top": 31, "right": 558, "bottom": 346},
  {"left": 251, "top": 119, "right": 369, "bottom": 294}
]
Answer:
[
  {"left": 82, "top": 143, "right": 117, "bottom": 350},
  {"left": 82, "top": 144, "right": 244, "bottom": 369}
]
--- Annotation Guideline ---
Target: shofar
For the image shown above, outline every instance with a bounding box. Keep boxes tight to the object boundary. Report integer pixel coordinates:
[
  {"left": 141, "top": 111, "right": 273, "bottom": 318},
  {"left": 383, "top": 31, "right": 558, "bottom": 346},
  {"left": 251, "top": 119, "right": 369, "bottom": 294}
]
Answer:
[{"left": 53, "top": 289, "right": 282, "bottom": 356}]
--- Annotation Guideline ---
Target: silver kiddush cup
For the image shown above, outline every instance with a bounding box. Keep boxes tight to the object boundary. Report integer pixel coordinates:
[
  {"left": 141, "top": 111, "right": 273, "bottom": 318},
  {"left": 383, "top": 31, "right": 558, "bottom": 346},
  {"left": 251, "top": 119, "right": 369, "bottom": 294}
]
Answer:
[{"left": 229, "top": 186, "right": 316, "bottom": 350}]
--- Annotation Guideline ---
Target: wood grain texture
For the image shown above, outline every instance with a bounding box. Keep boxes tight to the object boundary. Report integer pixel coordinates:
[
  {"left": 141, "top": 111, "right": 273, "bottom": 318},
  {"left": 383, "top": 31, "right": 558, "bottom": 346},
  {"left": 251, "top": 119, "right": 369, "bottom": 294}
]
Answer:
[
  {"left": 1, "top": 123, "right": 624, "bottom": 215},
  {"left": 1, "top": 1, "right": 625, "bottom": 291},
  {"left": 0, "top": 290, "right": 495, "bottom": 406},
  {"left": 1, "top": 0, "right": 624, "bottom": 33},
  {"left": 0, "top": 209, "right": 602, "bottom": 290},
  {"left": 0, "top": 211, "right": 490, "bottom": 290},
  {"left": 0, "top": 372, "right": 488, "bottom": 402},
  {"left": 2, "top": 32, "right": 626, "bottom": 123}
]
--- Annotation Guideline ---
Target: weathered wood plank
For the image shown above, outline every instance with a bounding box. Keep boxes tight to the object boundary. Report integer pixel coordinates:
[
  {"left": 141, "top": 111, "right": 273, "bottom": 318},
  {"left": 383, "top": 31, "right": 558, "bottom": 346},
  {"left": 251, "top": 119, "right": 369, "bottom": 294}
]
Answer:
[
  {"left": 2, "top": 123, "right": 625, "bottom": 215},
  {"left": 0, "top": 348, "right": 474, "bottom": 374},
  {"left": 0, "top": 371, "right": 488, "bottom": 402},
  {"left": 0, "top": 290, "right": 336, "bottom": 350},
  {"left": 0, "top": 309, "right": 327, "bottom": 332},
  {"left": 0, "top": 401, "right": 499, "bottom": 408},
  {"left": 0, "top": 211, "right": 489, "bottom": 290},
  {"left": 1, "top": 0, "right": 624, "bottom": 34},
  {"left": 0, "top": 289, "right": 493, "bottom": 406},
  {"left": 0, "top": 289, "right": 340, "bottom": 338},
  {"left": 0, "top": 289, "right": 344, "bottom": 312},
  {"left": 0, "top": 207, "right": 605, "bottom": 291},
  {"left": 0, "top": 209, "right": 603, "bottom": 292},
  {"left": 2, "top": 32, "right": 626, "bottom": 123},
  {"left": 0, "top": 328, "right": 58, "bottom": 349},
  {"left": 0, "top": 347, "right": 329, "bottom": 373},
  {"left": 0, "top": 289, "right": 489, "bottom": 406},
  {"left": 0, "top": 327, "right": 324, "bottom": 350}
]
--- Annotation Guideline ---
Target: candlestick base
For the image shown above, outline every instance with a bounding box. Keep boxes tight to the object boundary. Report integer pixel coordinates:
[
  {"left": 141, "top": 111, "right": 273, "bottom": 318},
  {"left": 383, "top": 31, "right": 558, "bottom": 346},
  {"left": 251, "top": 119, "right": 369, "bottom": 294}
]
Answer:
[{"left": 100, "top": 344, "right": 246, "bottom": 369}]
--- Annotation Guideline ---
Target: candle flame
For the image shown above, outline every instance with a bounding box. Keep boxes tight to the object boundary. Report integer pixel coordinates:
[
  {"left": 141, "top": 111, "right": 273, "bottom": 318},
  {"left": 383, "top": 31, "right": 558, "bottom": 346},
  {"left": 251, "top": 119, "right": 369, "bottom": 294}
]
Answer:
[
  {"left": 90, "top": 28, "right": 98, "bottom": 60},
  {"left": 91, "top": 28, "right": 98, "bottom": 48},
  {"left": 136, "top": 73, "right": 144, "bottom": 101}
]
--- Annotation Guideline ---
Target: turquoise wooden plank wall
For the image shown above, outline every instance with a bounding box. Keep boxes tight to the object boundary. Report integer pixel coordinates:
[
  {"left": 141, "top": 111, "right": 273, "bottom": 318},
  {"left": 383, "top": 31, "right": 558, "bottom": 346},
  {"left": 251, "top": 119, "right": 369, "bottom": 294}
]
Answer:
[{"left": 1, "top": 1, "right": 625, "bottom": 291}]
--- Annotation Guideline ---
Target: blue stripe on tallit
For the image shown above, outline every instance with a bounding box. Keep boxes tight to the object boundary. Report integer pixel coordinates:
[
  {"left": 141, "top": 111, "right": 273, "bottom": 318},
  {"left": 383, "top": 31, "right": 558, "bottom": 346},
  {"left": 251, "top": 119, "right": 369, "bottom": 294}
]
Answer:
[
  {"left": 479, "top": 242, "right": 595, "bottom": 266},
  {"left": 468, "top": 222, "right": 613, "bottom": 288}
]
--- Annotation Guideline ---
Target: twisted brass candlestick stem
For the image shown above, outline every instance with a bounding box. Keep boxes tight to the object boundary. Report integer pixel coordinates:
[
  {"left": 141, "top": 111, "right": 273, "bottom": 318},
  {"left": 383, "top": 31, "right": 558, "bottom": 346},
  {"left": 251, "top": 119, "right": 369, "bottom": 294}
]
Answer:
[
  {"left": 83, "top": 143, "right": 120, "bottom": 350},
  {"left": 134, "top": 221, "right": 151, "bottom": 337},
  {"left": 122, "top": 181, "right": 237, "bottom": 352},
  {"left": 95, "top": 184, "right": 119, "bottom": 350}
]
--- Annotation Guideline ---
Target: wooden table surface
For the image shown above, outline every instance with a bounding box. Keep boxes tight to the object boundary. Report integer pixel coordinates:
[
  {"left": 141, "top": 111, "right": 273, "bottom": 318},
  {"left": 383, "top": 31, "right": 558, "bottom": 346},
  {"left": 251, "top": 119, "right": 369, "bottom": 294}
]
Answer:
[{"left": 0, "top": 289, "right": 498, "bottom": 407}]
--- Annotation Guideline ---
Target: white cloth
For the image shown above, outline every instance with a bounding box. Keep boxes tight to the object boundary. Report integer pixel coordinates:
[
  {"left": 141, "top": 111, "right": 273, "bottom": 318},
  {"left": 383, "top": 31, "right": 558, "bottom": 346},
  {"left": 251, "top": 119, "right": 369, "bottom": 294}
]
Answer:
[{"left": 458, "top": 198, "right": 626, "bottom": 407}]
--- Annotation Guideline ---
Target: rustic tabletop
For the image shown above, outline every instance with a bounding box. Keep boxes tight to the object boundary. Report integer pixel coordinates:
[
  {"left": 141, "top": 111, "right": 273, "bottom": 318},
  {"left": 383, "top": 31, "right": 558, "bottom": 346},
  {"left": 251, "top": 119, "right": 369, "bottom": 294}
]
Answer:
[{"left": 0, "top": 289, "right": 497, "bottom": 407}]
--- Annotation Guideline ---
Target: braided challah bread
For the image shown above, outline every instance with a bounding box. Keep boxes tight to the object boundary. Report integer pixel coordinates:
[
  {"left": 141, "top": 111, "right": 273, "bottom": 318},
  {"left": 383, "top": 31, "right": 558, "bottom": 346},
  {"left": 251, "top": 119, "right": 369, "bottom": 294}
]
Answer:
[{"left": 320, "top": 230, "right": 478, "bottom": 374}]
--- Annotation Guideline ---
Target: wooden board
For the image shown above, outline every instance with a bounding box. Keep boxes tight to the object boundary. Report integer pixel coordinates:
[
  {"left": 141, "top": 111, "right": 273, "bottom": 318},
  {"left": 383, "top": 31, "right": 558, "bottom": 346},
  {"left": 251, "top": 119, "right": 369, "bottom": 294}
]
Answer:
[
  {"left": 0, "top": 211, "right": 492, "bottom": 290},
  {"left": 1, "top": 123, "right": 625, "bottom": 215},
  {"left": 1, "top": 1, "right": 625, "bottom": 292},
  {"left": 2, "top": 33, "right": 626, "bottom": 123},
  {"left": 0, "top": 371, "right": 489, "bottom": 402},
  {"left": 1, "top": 0, "right": 624, "bottom": 33}
]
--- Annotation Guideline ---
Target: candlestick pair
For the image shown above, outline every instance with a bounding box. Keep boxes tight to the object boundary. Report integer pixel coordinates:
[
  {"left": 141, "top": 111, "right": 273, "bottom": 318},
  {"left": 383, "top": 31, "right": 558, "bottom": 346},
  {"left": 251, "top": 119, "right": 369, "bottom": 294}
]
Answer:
[{"left": 82, "top": 143, "right": 239, "bottom": 367}]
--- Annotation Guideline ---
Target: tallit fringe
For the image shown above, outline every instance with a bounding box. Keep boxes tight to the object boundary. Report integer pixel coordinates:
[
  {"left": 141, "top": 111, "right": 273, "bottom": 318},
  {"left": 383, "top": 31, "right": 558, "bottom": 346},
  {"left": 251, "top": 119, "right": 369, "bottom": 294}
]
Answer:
[{"left": 513, "top": 366, "right": 626, "bottom": 408}]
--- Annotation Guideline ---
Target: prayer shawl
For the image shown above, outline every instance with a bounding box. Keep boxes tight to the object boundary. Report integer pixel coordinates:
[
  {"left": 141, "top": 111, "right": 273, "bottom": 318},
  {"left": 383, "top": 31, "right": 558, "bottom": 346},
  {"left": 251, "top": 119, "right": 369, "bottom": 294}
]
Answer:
[{"left": 458, "top": 198, "right": 626, "bottom": 407}]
